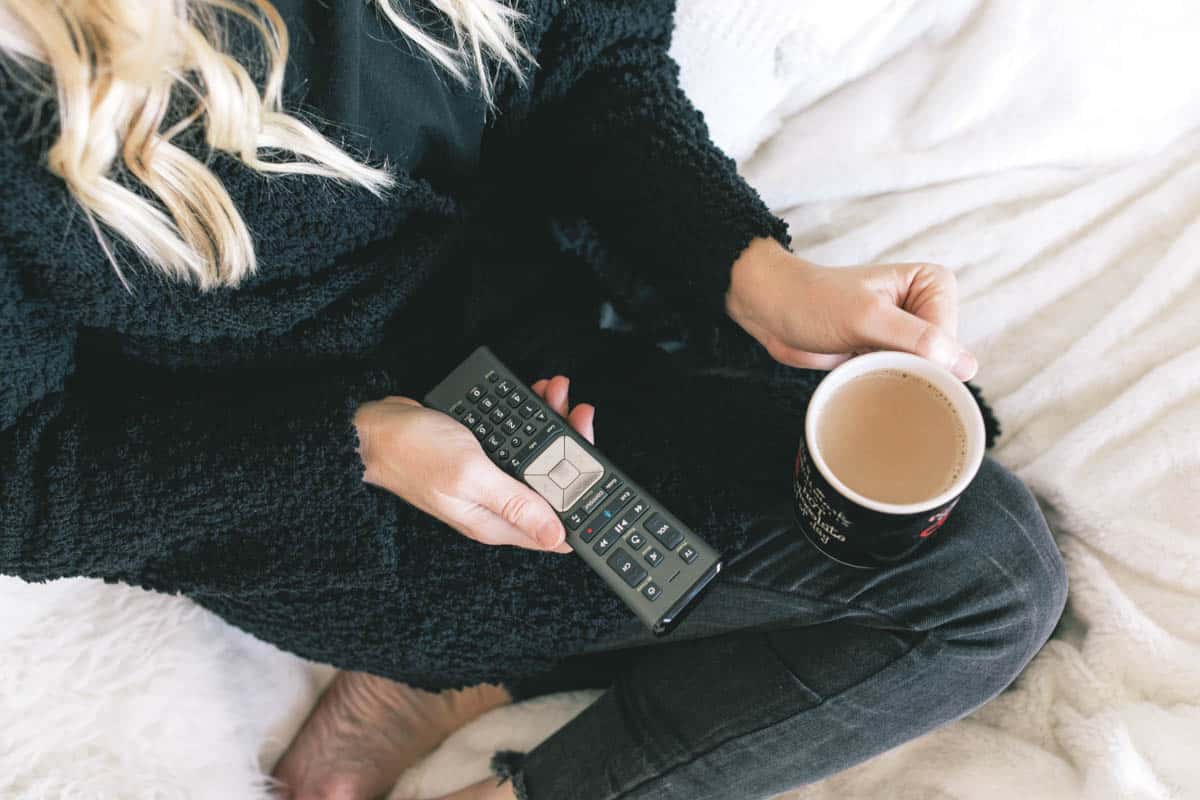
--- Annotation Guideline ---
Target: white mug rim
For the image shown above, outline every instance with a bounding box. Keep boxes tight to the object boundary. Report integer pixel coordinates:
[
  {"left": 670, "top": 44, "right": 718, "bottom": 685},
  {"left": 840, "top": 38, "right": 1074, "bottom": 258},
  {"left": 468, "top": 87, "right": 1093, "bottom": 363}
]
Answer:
[{"left": 804, "top": 351, "right": 987, "bottom": 515}]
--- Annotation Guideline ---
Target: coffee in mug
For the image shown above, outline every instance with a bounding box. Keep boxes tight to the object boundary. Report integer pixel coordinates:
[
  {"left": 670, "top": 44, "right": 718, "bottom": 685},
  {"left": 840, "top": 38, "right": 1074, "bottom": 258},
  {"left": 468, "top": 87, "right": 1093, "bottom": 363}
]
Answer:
[
  {"left": 816, "top": 370, "right": 967, "bottom": 505},
  {"left": 792, "top": 351, "right": 986, "bottom": 568}
]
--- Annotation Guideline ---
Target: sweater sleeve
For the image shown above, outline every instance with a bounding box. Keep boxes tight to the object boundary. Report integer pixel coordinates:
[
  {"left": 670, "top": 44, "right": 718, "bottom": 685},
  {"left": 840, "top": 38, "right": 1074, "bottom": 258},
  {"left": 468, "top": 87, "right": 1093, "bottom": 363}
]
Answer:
[
  {"left": 489, "top": 0, "right": 790, "bottom": 326},
  {"left": 0, "top": 256, "right": 411, "bottom": 596}
]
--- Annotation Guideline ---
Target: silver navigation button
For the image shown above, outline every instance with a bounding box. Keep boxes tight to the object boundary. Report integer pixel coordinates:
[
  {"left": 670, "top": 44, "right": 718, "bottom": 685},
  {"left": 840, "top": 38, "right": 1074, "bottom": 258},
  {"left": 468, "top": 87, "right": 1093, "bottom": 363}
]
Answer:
[
  {"left": 549, "top": 459, "right": 580, "bottom": 489},
  {"left": 524, "top": 434, "right": 605, "bottom": 512}
]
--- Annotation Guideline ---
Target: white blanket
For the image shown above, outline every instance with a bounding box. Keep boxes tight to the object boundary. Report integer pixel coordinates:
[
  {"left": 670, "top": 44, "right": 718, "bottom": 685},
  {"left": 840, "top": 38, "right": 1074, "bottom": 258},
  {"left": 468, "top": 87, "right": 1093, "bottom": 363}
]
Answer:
[{"left": 3, "top": 2, "right": 1198, "bottom": 798}]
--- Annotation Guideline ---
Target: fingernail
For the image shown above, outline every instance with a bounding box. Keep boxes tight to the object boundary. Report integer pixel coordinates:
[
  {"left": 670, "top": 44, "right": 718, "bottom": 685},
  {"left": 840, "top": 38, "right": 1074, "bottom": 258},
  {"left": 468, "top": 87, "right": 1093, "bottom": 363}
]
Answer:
[
  {"left": 952, "top": 350, "right": 978, "bottom": 381},
  {"left": 928, "top": 335, "right": 958, "bottom": 371},
  {"left": 537, "top": 523, "right": 564, "bottom": 550}
]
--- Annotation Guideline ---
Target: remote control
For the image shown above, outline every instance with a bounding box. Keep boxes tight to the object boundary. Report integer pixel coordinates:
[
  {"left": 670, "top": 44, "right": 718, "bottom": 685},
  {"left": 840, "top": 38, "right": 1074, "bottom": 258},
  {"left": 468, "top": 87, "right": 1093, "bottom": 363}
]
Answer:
[{"left": 424, "top": 346, "right": 724, "bottom": 635}]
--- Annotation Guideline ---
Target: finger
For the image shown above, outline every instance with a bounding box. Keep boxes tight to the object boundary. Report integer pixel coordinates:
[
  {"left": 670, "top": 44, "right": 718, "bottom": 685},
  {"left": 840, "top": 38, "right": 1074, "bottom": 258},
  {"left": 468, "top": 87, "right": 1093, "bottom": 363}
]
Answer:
[
  {"left": 544, "top": 375, "right": 570, "bottom": 416},
  {"left": 520, "top": 377, "right": 597, "bottom": 442},
  {"left": 765, "top": 341, "right": 853, "bottom": 371},
  {"left": 773, "top": 350, "right": 850, "bottom": 370},
  {"left": 861, "top": 305, "right": 978, "bottom": 380},
  {"left": 567, "top": 403, "right": 595, "bottom": 443},
  {"left": 895, "top": 263, "right": 959, "bottom": 339},
  {"left": 450, "top": 507, "right": 547, "bottom": 550},
  {"left": 466, "top": 463, "right": 566, "bottom": 550},
  {"left": 451, "top": 490, "right": 574, "bottom": 553}
]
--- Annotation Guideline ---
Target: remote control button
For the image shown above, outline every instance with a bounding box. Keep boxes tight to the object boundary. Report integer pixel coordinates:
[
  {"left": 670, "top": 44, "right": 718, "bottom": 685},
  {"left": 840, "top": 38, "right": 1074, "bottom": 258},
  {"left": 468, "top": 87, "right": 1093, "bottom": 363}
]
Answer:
[
  {"left": 565, "top": 509, "right": 588, "bottom": 531},
  {"left": 601, "top": 476, "right": 622, "bottom": 493},
  {"left": 478, "top": 395, "right": 497, "bottom": 413},
  {"left": 613, "top": 487, "right": 635, "bottom": 507},
  {"left": 678, "top": 544, "right": 698, "bottom": 564},
  {"left": 644, "top": 547, "right": 664, "bottom": 567},
  {"left": 517, "top": 437, "right": 554, "bottom": 473},
  {"left": 641, "top": 581, "right": 662, "bottom": 602},
  {"left": 523, "top": 435, "right": 604, "bottom": 512},
  {"left": 496, "top": 447, "right": 510, "bottom": 461},
  {"left": 627, "top": 498, "right": 649, "bottom": 521},
  {"left": 548, "top": 458, "right": 581, "bottom": 489},
  {"left": 489, "top": 407, "right": 508, "bottom": 424},
  {"left": 626, "top": 530, "right": 647, "bottom": 551},
  {"left": 609, "top": 509, "right": 639, "bottom": 538},
  {"left": 450, "top": 401, "right": 467, "bottom": 417},
  {"left": 484, "top": 433, "right": 503, "bottom": 452},
  {"left": 467, "top": 385, "right": 484, "bottom": 403},
  {"left": 472, "top": 422, "right": 490, "bottom": 440},
  {"left": 484, "top": 370, "right": 499, "bottom": 384},
  {"left": 579, "top": 521, "right": 601, "bottom": 542},
  {"left": 593, "top": 528, "right": 621, "bottom": 555},
  {"left": 607, "top": 548, "right": 647, "bottom": 588},
  {"left": 495, "top": 379, "right": 514, "bottom": 397},
  {"left": 519, "top": 402, "right": 538, "bottom": 419},
  {"left": 514, "top": 444, "right": 542, "bottom": 470},
  {"left": 502, "top": 418, "right": 520, "bottom": 435},
  {"left": 578, "top": 485, "right": 608, "bottom": 516},
  {"left": 462, "top": 410, "right": 481, "bottom": 428},
  {"left": 507, "top": 455, "right": 523, "bottom": 471},
  {"left": 521, "top": 434, "right": 546, "bottom": 459},
  {"left": 534, "top": 409, "right": 549, "bottom": 422},
  {"left": 507, "top": 389, "right": 526, "bottom": 407},
  {"left": 644, "top": 513, "right": 683, "bottom": 550},
  {"left": 510, "top": 435, "right": 523, "bottom": 449},
  {"left": 522, "top": 422, "right": 538, "bottom": 437},
  {"left": 543, "top": 421, "right": 562, "bottom": 436},
  {"left": 596, "top": 492, "right": 633, "bottom": 527}
]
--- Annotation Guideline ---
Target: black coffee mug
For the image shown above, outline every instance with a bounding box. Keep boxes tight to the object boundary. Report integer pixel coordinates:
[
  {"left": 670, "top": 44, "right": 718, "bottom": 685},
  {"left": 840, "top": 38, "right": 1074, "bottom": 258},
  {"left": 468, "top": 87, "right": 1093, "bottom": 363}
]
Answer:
[{"left": 792, "top": 351, "right": 986, "bottom": 568}]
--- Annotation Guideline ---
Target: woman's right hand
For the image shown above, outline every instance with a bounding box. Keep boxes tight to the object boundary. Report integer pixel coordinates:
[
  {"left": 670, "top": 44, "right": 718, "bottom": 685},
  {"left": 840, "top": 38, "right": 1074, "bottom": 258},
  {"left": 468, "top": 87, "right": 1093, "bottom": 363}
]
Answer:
[
  {"left": 353, "top": 375, "right": 594, "bottom": 554},
  {"left": 726, "top": 237, "right": 978, "bottom": 380}
]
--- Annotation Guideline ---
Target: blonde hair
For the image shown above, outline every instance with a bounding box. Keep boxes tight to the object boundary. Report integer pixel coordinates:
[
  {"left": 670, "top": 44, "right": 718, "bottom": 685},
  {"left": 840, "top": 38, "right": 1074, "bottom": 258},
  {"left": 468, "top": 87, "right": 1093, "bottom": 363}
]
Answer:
[{"left": 0, "top": 0, "right": 529, "bottom": 290}]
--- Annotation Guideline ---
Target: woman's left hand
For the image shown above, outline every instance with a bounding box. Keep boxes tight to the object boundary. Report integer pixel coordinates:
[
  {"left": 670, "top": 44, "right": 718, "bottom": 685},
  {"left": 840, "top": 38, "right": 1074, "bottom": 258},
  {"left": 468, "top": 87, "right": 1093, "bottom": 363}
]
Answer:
[{"left": 725, "top": 237, "right": 978, "bottom": 381}]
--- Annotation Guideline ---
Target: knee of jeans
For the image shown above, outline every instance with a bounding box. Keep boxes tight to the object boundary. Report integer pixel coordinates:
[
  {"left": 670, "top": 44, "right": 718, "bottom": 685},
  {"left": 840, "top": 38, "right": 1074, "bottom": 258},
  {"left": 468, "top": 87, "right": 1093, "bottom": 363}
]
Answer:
[{"left": 941, "top": 460, "right": 1068, "bottom": 677}]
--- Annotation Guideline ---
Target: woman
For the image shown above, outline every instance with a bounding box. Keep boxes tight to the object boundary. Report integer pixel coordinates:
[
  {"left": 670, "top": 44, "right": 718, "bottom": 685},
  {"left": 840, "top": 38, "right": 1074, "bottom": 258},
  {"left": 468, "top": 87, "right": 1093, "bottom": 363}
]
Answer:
[{"left": 0, "top": 1, "right": 1067, "bottom": 799}]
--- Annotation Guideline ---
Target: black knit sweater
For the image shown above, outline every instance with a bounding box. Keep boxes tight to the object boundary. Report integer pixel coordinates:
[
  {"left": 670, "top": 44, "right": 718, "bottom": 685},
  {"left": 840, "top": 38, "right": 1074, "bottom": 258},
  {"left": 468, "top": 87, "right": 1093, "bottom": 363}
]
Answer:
[{"left": 1, "top": 1, "right": 1002, "bottom": 690}]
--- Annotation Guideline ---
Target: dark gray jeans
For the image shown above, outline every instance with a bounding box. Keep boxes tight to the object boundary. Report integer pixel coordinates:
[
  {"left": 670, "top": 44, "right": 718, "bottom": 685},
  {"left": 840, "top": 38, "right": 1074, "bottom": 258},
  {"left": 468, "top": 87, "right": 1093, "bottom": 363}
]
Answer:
[{"left": 494, "top": 454, "right": 1067, "bottom": 800}]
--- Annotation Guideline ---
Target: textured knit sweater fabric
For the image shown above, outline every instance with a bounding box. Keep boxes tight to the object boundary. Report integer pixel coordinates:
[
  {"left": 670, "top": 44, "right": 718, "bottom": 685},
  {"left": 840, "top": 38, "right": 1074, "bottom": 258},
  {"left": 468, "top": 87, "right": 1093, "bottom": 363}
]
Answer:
[{"left": 0, "top": 0, "right": 998, "bottom": 691}]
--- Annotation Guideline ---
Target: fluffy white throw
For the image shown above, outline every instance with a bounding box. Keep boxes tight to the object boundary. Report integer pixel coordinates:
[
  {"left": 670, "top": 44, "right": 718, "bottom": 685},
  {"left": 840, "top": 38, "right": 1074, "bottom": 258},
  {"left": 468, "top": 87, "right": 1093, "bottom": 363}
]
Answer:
[{"left": 3, "top": 2, "right": 1198, "bottom": 798}]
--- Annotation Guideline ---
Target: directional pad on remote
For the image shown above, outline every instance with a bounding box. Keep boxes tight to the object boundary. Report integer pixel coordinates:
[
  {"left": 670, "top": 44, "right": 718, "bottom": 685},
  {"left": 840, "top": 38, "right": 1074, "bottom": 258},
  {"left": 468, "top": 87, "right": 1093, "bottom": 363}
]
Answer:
[
  {"left": 523, "top": 435, "right": 603, "bottom": 512},
  {"left": 548, "top": 459, "right": 580, "bottom": 488}
]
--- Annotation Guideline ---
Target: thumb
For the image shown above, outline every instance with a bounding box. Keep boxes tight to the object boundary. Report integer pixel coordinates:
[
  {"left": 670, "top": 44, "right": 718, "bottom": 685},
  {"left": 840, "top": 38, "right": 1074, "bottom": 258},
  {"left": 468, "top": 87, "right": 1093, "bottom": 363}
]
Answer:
[
  {"left": 862, "top": 305, "right": 978, "bottom": 380},
  {"left": 479, "top": 473, "right": 566, "bottom": 550}
]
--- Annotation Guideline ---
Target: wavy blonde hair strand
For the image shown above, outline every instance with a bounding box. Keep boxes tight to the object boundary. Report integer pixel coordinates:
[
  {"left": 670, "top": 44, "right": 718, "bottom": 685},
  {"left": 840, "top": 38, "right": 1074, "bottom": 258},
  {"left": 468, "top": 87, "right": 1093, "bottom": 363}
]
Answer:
[{"left": 0, "top": 0, "right": 530, "bottom": 290}]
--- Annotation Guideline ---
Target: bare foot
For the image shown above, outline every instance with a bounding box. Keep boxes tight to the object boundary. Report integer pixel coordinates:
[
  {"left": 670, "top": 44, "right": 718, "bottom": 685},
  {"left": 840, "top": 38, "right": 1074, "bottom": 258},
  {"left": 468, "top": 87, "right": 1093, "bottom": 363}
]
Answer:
[
  {"left": 272, "top": 671, "right": 511, "bottom": 800},
  {"left": 436, "top": 777, "right": 519, "bottom": 800}
]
